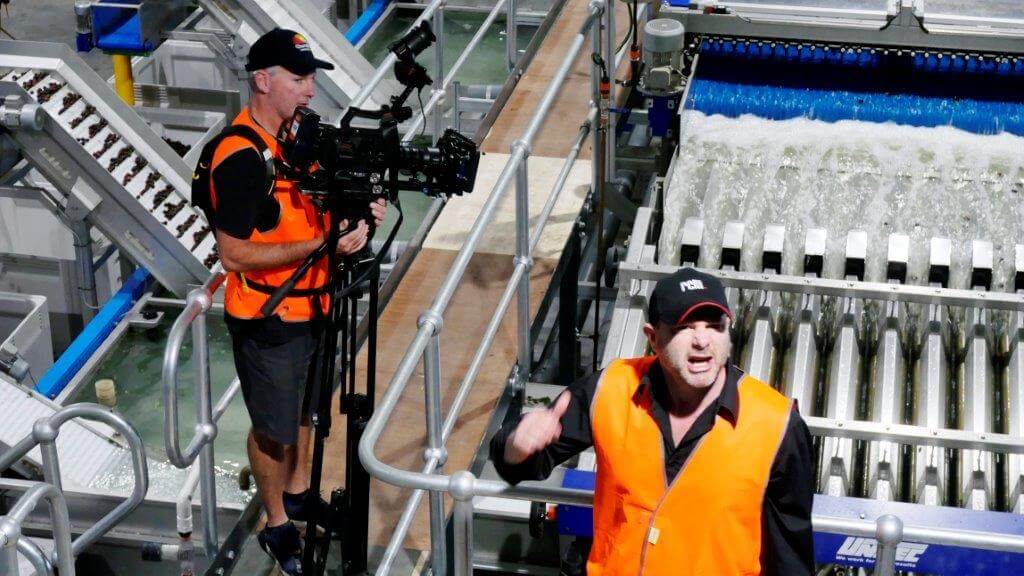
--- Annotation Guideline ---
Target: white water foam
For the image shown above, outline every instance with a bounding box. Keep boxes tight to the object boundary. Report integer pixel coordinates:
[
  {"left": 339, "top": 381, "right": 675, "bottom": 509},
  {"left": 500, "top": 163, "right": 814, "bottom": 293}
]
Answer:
[{"left": 662, "top": 111, "right": 1024, "bottom": 291}]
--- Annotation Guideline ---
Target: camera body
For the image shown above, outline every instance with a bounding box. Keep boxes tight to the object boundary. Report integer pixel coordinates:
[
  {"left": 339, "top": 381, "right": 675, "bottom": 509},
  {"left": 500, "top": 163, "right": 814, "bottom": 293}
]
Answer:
[{"left": 276, "top": 20, "right": 479, "bottom": 223}]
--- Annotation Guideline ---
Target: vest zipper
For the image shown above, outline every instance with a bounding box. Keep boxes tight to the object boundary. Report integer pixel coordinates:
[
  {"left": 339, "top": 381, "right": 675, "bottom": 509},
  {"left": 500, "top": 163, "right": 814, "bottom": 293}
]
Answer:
[{"left": 637, "top": 424, "right": 714, "bottom": 575}]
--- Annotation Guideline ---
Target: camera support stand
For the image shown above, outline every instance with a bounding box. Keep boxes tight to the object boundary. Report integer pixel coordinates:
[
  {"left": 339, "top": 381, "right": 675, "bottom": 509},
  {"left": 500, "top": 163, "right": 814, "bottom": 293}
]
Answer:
[
  {"left": 260, "top": 214, "right": 379, "bottom": 576},
  {"left": 303, "top": 253, "right": 380, "bottom": 576}
]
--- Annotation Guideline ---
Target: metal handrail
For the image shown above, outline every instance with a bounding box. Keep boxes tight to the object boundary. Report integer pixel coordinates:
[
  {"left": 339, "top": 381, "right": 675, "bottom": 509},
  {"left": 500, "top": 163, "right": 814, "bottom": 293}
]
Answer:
[
  {"left": 375, "top": 104, "right": 597, "bottom": 575},
  {"left": 162, "top": 268, "right": 227, "bottom": 555},
  {"left": 359, "top": 2, "right": 607, "bottom": 574},
  {"left": 0, "top": 404, "right": 149, "bottom": 569},
  {"left": 0, "top": 480, "right": 73, "bottom": 576},
  {"left": 162, "top": 269, "right": 226, "bottom": 468},
  {"left": 16, "top": 536, "right": 54, "bottom": 576}
]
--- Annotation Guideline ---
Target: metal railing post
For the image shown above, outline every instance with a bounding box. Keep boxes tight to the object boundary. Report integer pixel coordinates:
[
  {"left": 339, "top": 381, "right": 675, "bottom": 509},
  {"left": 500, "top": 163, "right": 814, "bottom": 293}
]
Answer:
[
  {"left": 421, "top": 314, "right": 448, "bottom": 576},
  {"left": 191, "top": 304, "right": 219, "bottom": 554},
  {"left": 601, "top": 0, "right": 615, "bottom": 178},
  {"left": 874, "top": 514, "right": 903, "bottom": 576},
  {"left": 506, "top": 0, "right": 517, "bottom": 71},
  {"left": 0, "top": 481, "right": 74, "bottom": 576},
  {"left": 449, "top": 471, "right": 476, "bottom": 576},
  {"left": 513, "top": 143, "right": 532, "bottom": 385},
  {"left": 433, "top": 3, "right": 447, "bottom": 139}
]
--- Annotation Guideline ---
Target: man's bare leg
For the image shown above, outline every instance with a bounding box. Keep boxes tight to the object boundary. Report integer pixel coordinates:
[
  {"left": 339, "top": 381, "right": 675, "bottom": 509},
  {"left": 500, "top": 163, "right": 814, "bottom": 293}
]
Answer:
[
  {"left": 248, "top": 428, "right": 295, "bottom": 527},
  {"left": 285, "top": 423, "right": 312, "bottom": 494}
]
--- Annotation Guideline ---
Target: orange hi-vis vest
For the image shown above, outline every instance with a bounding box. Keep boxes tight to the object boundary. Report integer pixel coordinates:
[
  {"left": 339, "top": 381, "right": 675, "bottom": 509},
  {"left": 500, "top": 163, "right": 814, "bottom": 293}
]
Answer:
[
  {"left": 587, "top": 356, "right": 793, "bottom": 576},
  {"left": 211, "top": 107, "right": 329, "bottom": 321}
]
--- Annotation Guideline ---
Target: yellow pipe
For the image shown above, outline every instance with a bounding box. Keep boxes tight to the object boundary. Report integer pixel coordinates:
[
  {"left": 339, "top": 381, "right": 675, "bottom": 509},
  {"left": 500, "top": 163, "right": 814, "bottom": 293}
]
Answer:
[{"left": 112, "top": 54, "right": 135, "bottom": 106}]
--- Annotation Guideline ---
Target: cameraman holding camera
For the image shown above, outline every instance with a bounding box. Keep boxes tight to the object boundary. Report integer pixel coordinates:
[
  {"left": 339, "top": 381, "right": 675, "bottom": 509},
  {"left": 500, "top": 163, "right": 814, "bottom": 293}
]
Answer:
[{"left": 206, "top": 29, "right": 386, "bottom": 575}]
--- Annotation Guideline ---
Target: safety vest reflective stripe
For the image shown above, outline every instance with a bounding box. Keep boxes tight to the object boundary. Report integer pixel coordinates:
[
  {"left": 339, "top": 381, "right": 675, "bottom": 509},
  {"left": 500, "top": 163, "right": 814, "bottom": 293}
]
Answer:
[{"left": 587, "top": 356, "right": 792, "bottom": 576}]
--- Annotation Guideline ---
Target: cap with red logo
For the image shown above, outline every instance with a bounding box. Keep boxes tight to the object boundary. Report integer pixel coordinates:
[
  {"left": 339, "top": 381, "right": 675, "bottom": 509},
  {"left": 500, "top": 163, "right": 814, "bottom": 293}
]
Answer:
[
  {"left": 245, "top": 28, "right": 335, "bottom": 75},
  {"left": 647, "top": 267, "right": 732, "bottom": 328}
]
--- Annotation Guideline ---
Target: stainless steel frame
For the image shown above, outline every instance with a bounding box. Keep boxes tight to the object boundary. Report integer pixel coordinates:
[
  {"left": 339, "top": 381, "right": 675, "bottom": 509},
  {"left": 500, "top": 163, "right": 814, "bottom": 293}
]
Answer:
[{"left": 0, "top": 404, "right": 149, "bottom": 574}]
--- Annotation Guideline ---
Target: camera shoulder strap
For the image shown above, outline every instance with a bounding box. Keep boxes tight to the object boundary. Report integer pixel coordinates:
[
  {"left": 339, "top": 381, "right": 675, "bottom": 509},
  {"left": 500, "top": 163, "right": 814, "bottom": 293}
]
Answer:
[{"left": 190, "top": 124, "right": 276, "bottom": 224}]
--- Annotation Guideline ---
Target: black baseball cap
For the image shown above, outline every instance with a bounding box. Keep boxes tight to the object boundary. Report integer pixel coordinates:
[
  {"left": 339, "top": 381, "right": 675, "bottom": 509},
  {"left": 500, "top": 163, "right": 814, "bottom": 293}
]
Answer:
[
  {"left": 245, "top": 28, "right": 335, "bottom": 75},
  {"left": 648, "top": 267, "right": 732, "bottom": 327}
]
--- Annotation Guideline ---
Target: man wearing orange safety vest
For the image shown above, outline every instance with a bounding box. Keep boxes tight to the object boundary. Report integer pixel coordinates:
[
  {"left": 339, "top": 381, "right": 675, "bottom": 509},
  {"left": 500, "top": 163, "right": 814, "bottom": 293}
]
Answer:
[
  {"left": 208, "top": 29, "right": 386, "bottom": 575},
  {"left": 491, "top": 267, "right": 814, "bottom": 575}
]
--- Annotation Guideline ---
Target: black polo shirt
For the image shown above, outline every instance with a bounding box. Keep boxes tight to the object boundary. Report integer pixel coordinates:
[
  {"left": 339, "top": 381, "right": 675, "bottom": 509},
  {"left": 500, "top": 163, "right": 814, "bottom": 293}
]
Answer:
[{"left": 489, "top": 361, "right": 815, "bottom": 576}]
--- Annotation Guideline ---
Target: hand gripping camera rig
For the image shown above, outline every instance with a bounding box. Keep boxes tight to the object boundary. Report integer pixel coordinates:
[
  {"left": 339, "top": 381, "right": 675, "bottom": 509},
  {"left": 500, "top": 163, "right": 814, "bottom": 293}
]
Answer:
[{"left": 259, "top": 20, "right": 480, "bottom": 576}]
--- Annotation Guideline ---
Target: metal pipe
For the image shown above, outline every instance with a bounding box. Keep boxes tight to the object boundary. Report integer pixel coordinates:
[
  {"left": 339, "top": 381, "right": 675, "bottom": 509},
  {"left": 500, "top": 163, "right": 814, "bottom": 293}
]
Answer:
[
  {"left": 451, "top": 475, "right": 475, "bottom": 576},
  {"left": 350, "top": 0, "right": 448, "bottom": 108},
  {"left": 616, "top": 263, "right": 1024, "bottom": 312},
  {"left": 432, "top": 6, "right": 446, "bottom": 138},
  {"left": 373, "top": 118, "right": 591, "bottom": 575},
  {"left": 177, "top": 378, "right": 239, "bottom": 545},
  {"left": 16, "top": 537, "right": 53, "bottom": 576},
  {"left": 590, "top": 12, "right": 606, "bottom": 374},
  {"left": 0, "top": 405, "right": 149, "bottom": 558},
  {"left": 71, "top": 219, "right": 98, "bottom": 324},
  {"left": 802, "top": 416, "right": 1024, "bottom": 453},
  {"left": 192, "top": 310, "right": 218, "bottom": 553},
  {"left": 163, "top": 273, "right": 226, "bottom": 468},
  {"left": 362, "top": 23, "right": 601, "bottom": 465},
  {"left": 514, "top": 150, "right": 531, "bottom": 384},
  {"left": 423, "top": 335, "right": 447, "bottom": 576},
  {"left": 506, "top": 0, "right": 517, "bottom": 71},
  {"left": 403, "top": 0, "right": 508, "bottom": 138},
  {"left": 0, "top": 481, "right": 74, "bottom": 576},
  {"left": 874, "top": 515, "right": 903, "bottom": 576},
  {"left": 601, "top": 0, "right": 616, "bottom": 179}
]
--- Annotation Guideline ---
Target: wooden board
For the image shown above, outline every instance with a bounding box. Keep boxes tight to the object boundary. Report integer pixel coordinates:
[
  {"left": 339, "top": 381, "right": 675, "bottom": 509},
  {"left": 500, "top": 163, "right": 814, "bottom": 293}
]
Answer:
[{"left": 481, "top": 0, "right": 632, "bottom": 159}]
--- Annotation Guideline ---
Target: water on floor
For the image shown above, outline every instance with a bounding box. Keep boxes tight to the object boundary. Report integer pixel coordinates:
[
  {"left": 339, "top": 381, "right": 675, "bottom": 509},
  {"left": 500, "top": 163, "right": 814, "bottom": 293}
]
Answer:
[
  {"left": 661, "top": 111, "right": 1024, "bottom": 290},
  {"left": 66, "top": 307, "right": 252, "bottom": 502}
]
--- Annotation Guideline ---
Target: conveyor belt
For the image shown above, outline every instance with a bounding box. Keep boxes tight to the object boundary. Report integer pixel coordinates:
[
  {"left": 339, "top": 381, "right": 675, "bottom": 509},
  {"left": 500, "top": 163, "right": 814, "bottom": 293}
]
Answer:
[{"left": 0, "top": 41, "right": 214, "bottom": 297}]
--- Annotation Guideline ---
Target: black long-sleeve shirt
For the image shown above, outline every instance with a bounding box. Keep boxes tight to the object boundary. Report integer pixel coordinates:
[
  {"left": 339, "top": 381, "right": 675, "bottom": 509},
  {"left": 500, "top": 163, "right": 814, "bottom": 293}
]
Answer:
[{"left": 489, "top": 362, "right": 815, "bottom": 576}]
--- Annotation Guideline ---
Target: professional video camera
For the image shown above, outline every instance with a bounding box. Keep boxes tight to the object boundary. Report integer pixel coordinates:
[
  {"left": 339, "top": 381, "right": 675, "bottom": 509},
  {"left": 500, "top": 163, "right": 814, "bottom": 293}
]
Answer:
[{"left": 276, "top": 20, "right": 480, "bottom": 225}]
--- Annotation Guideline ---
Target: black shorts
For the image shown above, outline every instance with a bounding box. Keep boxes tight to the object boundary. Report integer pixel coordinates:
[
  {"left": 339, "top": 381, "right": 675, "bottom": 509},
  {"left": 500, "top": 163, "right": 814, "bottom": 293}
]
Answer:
[{"left": 226, "top": 314, "right": 323, "bottom": 446}]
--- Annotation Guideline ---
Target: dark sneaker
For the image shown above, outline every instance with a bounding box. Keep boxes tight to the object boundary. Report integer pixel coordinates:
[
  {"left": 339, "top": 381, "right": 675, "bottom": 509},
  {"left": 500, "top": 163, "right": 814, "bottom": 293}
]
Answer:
[
  {"left": 258, "top": 521, "right": 303, "bottom": 575},
  {"left": 283, "top": 489, "right": 330, "bottom": 523}
]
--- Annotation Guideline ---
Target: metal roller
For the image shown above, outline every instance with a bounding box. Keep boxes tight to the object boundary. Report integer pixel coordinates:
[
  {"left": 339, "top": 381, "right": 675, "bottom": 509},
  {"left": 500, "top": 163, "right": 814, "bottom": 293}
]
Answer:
[
  {"left": 1006, "top": 244, "right": 1024, "bottom": 513},
  {"left": 866, "top": 234, "right": 910, "bottom": 501},
  {"left": 911, "top": 238, "right": 953, "bottom": 507},
  {"left": 819, "top": 231, "right": 868, "bottom": 497},
  {"left": 958, "top": 240, "right": 997, "bottom": 511},
  {"left": 781, "top": 228, "right": 826, "bottom": 416},
  {"left": 740, "top": 224, "right": 784, "bottom": 385}
]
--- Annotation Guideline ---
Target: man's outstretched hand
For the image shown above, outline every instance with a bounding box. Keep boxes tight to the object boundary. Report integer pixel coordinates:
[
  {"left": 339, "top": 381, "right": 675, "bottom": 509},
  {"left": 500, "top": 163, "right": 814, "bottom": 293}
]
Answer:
[{"left": 503, "top": 392, "right": 571, "bottom": 466}]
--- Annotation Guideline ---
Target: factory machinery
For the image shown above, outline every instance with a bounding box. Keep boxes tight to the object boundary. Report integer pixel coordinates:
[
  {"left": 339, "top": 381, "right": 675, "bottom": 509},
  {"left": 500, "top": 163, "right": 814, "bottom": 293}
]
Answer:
[{"left": 459, "top": 1, "right": 1024, "bottom": 575}]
